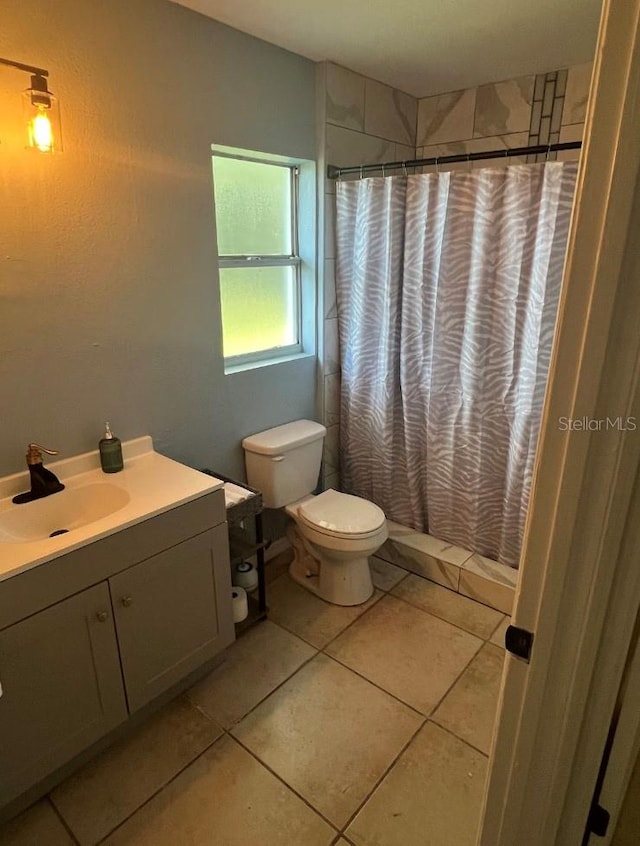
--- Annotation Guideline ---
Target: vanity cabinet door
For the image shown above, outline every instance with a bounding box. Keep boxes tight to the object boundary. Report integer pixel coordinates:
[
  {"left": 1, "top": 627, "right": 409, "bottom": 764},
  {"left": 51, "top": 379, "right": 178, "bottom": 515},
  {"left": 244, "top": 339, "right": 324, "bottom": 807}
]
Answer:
[
  {"left": 110, "top": 525, "right": 234, "bottom": 712},
  {"left": 0, "top": 582, "right": 127, "bottom": 808}
]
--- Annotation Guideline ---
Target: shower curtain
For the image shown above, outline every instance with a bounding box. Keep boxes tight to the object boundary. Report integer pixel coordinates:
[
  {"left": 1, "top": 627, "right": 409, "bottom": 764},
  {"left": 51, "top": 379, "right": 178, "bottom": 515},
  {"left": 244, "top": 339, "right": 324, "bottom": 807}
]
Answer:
[{"left": 335, "top": 162, "right": 578, "bottom": 568}]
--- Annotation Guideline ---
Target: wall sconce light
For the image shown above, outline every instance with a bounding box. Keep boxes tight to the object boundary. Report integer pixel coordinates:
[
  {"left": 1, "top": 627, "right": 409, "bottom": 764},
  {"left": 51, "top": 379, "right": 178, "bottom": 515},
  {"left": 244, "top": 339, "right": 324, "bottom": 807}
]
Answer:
[{"left": 0, "top": 57, "right": 62, "bottom": 152}]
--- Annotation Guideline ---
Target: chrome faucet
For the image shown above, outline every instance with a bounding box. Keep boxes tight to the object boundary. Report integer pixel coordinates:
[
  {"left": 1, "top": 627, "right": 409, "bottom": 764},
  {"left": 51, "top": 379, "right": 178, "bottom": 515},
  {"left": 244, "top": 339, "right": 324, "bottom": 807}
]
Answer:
[{"left": 12, "top": 444, "right": 65, "bottom": 504}]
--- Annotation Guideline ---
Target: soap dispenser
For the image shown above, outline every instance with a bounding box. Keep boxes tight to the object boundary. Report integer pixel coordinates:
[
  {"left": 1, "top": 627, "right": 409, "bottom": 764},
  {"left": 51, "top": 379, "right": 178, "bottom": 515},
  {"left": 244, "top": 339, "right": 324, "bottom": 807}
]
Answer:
[{"left": 99, "top": 422, "right": 124, "bottom": 473}]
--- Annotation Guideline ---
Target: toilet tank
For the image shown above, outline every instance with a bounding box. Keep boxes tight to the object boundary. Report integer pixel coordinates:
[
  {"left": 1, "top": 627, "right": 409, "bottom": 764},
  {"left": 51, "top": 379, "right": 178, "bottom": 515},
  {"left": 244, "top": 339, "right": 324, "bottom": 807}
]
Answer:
[{"left": 242, "top": 420, "right": 326, "bottom": 508}]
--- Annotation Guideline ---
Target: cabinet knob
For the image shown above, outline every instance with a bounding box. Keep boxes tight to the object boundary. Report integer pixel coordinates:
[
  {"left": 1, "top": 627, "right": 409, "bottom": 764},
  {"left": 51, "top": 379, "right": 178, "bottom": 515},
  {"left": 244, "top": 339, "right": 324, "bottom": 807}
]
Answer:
[
  {"left": 96, "top": 610, "right": 108, "bottom": 623},
  {"left": 121, "top": 596, "right": 133, "bottom": 607}
]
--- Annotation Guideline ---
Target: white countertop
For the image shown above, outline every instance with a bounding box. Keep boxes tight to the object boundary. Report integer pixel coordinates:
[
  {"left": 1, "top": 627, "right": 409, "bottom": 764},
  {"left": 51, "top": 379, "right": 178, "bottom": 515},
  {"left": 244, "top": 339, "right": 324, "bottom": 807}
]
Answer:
[{"left": 0, "top": 437, "right": 223, "bottom": 582}]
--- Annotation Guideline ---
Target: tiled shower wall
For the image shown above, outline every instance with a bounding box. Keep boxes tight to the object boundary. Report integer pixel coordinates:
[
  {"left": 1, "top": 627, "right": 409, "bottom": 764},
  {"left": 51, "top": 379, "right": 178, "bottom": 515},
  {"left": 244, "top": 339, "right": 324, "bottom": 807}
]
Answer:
[
  {"left": 416, "top": 62, "right": 591, "bottom": 168},
  {"left": 318, "top": 60, "right": 592, "bottom": 489},
  {"left": 318, "top": 62, "right": 418, "bottom": 489}
]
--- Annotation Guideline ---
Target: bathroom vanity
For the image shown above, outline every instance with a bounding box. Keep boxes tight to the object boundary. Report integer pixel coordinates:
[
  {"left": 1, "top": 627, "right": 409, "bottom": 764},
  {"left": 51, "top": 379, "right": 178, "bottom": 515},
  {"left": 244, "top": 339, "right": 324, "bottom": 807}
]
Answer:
[{"left": 0, "top": 438, "right": 234, "bottom": 815}]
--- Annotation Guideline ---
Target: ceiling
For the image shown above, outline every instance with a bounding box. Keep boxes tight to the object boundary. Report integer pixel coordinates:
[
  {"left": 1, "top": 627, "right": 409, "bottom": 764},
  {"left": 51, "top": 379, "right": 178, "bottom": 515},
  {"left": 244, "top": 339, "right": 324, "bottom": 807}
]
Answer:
[{"left": 169, "top": 0, "right": 601, "bottom": 98}]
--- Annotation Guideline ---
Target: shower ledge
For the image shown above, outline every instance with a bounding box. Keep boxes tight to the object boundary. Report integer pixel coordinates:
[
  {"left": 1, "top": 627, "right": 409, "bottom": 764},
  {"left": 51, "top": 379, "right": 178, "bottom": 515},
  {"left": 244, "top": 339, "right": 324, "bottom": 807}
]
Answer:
[{"left": 376, "top": 520, "right": 517, "bottom": 616}]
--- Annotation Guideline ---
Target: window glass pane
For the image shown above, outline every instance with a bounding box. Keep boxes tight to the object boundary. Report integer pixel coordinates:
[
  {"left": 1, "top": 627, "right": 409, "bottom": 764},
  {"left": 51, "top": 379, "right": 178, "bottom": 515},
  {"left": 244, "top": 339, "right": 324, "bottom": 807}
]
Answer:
[
  {"left": 219, "top": 266, "right": 297, "bottom": 358},
  {"left": 212, "top": 157, "right": 292, "bottom": 256}
]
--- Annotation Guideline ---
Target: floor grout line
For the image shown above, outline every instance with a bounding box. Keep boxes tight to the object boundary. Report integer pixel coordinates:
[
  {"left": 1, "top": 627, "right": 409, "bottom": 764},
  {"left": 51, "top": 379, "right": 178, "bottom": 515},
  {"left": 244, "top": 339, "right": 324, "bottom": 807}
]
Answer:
[
  {"left": 323, "top": 610, "right": 486, "bottom": 733},
  {"left": 425, "top": 639, "right": 484, "bottom": 718},
  {"left": 47, "top": 796, "right": 81, "bottom": 846},
  {"left": 426, "top": 718, "right": 491, "bottom": 760},
  {"left": 89, "top": 729, "right": 228, "bottom": 845},
  {"left": 319, "top": 592, "right": 387, "bottom": 651},
  {"left": 320, "top": 651, "right": 426, "bottom": 719},
  {"left": 336, "top": 715, "right": 428, "bottom": 837},
  {"left": 188, "top": 641, "right": 321, "bottom": 732},
  {"left": 260, "top": 614, "right": 327, "bottom": 650},
  {"left": 267, "top": 583, "right": 386, "bottom": 653},
  {"left": 228, "top": 732, "right": 340, "bottom": 835},
  {"left": 487, "top": 612, "right": 509, "bottom": 640},
  {"left": 386, "top": 585, "right": 501, "bottom": 642}
]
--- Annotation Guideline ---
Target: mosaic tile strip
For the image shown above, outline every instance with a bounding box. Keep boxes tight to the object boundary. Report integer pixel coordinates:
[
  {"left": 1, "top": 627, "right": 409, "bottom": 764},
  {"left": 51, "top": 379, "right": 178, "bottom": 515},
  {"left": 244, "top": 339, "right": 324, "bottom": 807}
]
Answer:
[{"left": 528, "top": 69, "right": 568, "bottom": 162}]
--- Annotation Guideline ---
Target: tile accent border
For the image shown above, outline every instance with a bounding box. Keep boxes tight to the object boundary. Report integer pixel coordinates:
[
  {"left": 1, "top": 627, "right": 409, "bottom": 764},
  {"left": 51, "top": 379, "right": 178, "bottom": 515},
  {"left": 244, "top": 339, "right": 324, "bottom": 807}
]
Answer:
[
  {"left": 527, "top": 69, "right": 568, "bottom": 162},
  {"left": 377, "top": 520, "right": 517, "bottom": 615}
]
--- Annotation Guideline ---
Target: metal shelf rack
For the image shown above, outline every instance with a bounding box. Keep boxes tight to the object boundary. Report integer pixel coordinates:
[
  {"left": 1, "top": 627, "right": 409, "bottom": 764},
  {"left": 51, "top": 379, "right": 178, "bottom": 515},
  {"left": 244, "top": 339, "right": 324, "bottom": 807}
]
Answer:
[{"left": 200, "top": 469, "right": 267, "bottom": 635}]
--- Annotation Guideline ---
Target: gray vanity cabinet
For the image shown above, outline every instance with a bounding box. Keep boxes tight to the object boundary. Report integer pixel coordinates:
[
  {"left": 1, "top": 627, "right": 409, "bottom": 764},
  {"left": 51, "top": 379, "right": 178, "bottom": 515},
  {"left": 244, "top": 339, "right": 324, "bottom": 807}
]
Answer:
[
  {"left": 0, "top": 490, "right": 233, "bottom": 817},
  {"left": 0, "top": 582, "right": 127, "bottom": 808},
  {"left": 110, "top": 524, "right": 233, "bottom": 712}
]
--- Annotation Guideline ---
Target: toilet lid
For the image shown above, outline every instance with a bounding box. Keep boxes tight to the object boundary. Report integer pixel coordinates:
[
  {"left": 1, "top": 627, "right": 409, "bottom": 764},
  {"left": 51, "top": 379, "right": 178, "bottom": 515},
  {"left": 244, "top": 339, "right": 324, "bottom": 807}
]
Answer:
[{"left": 298, "top": 489, "right": 386, "bottom": 538}]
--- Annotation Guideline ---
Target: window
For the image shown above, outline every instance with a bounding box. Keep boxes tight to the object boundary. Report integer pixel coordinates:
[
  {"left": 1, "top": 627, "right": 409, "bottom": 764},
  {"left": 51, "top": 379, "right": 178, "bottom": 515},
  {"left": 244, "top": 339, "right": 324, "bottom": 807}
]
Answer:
[{"left": 212, "top": 152, "right": 302, "bottom": 364}]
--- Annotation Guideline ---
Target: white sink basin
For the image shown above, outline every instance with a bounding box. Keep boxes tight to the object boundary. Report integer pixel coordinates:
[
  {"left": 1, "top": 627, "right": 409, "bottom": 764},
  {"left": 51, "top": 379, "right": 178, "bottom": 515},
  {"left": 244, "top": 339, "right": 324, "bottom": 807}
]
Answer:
[
  {"left": 0, "top": 483, "right": 130, "bottom": 543},
  {"left": 0, "top": 436, "right": 224, "bottom": 582}
]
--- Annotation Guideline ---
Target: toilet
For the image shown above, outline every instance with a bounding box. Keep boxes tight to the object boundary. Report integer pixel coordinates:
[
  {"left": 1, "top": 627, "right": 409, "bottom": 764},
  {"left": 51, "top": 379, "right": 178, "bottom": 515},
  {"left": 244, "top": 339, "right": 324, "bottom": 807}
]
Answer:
[{"left": 242, "top": 420, "right": 388, "bottom": 606}]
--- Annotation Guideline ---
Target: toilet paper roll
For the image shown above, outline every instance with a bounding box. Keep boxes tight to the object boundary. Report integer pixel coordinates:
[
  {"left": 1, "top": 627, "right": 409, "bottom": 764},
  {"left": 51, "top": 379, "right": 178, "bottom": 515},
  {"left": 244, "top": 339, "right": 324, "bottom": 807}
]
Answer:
[
  {"left": 232, "top": 586, "right": 248, "bottom": 623},
  {"left": 233, "top": 561, "right": 259, "bottom": 592}
]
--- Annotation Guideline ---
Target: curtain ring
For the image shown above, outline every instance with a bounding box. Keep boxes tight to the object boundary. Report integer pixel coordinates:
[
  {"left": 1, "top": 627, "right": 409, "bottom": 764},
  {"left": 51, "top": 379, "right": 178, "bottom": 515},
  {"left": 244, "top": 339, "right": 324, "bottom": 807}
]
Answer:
[
  {"left": 547, "top": 144, "right": 552, "bottom": 161},
  {"left": 435, "top": 156, "right": 440, "bottom": 174},
  {"left": 466, "top": 153, "right": 472, "bottom": 173},
  {"left": 402, "top": 161, "right": 408, "bottom": 177},
  {"left": 360, "top": 164, "right": 364, "bottom": 180},
  {"left": 381, "top": 163, "right": 386, "bottom": 178}
]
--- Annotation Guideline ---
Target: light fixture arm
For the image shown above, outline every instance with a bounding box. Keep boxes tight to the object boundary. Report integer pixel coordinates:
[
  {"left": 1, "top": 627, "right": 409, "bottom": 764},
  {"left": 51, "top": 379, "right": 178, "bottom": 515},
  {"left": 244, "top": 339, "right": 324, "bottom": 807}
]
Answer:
[{"left": 0, "top": 57, "right": 49, "bottom": 79}]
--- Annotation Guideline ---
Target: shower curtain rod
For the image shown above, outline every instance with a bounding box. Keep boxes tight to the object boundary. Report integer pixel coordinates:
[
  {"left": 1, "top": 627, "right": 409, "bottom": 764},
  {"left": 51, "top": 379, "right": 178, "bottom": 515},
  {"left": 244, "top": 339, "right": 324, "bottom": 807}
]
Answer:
[{"left": 326, "top": 140, "right": 582, "bottom": 179}]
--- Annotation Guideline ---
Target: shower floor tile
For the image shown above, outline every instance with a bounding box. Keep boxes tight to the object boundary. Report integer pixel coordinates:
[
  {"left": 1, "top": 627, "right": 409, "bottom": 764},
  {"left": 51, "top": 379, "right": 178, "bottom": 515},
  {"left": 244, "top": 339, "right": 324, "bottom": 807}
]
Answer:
[{"left": 1, "top": 566, "right": 503, "bottom": 846}]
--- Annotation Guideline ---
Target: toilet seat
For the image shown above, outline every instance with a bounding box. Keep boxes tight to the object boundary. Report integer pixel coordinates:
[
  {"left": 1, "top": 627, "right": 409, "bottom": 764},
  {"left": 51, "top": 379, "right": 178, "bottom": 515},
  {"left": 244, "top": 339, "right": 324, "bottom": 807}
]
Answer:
[{"left": 297, "top": 489, "right": 386, "bottom": 540}]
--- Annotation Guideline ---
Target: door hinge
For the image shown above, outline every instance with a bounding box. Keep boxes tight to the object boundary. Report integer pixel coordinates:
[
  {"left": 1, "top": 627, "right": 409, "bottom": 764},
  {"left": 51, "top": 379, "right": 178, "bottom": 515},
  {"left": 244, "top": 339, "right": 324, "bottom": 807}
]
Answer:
[
  {"left": 587, "top": 802, "right": 610, "bottom": 837},
  {"left": 505, "top": 625, "right": 534, "bottom": 662}
]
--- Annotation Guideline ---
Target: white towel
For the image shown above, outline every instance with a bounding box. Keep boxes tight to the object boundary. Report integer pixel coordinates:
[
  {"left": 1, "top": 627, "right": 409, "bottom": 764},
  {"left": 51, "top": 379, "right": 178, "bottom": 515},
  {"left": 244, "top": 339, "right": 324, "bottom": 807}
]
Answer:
[{"left": 224, "top": 482, "right": 252, "bottom": 508}]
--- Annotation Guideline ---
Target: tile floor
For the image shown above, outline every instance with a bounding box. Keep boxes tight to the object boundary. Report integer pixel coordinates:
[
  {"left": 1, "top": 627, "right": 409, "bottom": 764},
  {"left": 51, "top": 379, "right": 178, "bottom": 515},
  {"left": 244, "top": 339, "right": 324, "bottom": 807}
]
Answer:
[{"left": 0, "top": 556, "right": 508, "bottom": 846}]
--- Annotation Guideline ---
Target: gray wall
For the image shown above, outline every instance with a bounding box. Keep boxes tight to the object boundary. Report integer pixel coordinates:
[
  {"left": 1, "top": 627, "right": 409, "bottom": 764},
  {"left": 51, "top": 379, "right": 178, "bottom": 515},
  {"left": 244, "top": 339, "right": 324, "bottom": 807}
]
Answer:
[{"left": 0, "top": 0, "right": 317, "bottom": 479}]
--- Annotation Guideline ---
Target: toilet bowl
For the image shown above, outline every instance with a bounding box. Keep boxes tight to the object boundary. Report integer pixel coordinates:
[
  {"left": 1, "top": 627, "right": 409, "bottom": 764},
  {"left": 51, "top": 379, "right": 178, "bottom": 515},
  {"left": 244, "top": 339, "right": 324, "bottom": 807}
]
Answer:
[
  {"left": 242, "top": 420, "right": 388, "bottom": 606},
  {"left": 285, "top": 490, "right": 388, "bottom": 605}
]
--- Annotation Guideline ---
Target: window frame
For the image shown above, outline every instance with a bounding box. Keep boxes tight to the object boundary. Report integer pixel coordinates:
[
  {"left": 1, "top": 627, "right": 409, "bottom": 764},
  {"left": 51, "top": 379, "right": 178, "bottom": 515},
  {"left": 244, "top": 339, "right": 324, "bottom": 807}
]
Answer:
[{"left": 212, "top": 149, "right": 303, "bottom": 367}]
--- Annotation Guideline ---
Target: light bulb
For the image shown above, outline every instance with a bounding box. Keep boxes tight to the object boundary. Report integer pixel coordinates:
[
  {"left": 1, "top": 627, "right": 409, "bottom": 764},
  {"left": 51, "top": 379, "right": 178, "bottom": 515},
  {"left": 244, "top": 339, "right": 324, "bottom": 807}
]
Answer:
[
  {"left": 30, "top": 107, "right": 53, "bottom": 152},
  {"left": 22, "top": 77, "right": 62, "bottom": 153}
]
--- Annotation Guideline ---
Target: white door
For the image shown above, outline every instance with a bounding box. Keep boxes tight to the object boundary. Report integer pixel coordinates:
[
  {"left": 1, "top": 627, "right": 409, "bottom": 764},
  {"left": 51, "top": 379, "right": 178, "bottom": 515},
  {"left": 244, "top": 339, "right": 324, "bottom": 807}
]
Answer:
[
  {"left": 479, "top": 0, "right": 640, "bottom": 843},
  {"left": 591, "top": 617, "right": 640, "bottom": 844}
]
